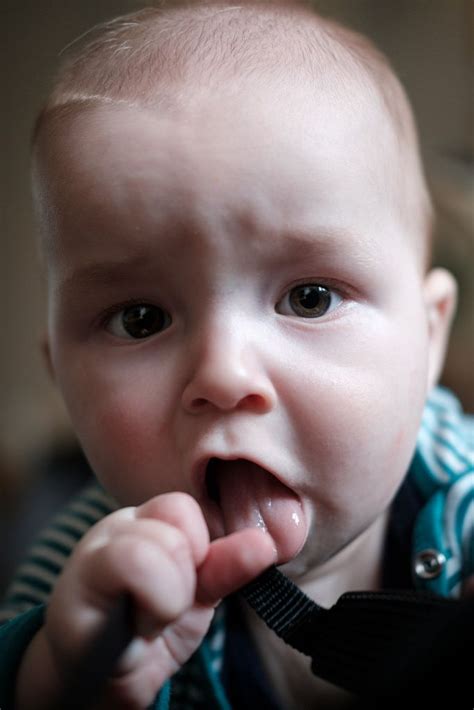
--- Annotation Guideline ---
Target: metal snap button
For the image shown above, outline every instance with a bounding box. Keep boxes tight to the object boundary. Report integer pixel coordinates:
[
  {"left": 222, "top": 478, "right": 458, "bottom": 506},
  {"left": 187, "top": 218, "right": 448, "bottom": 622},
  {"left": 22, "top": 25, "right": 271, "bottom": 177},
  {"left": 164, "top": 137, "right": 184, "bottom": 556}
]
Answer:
[{"left": 413, "top": 549, "right": 446, "bottom": 580}]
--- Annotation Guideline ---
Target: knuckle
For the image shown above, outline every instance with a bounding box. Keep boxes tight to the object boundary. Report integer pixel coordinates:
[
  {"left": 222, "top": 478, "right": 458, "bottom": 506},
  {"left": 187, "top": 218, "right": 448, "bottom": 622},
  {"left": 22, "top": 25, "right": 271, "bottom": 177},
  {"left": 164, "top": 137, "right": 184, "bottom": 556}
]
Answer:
[{"left": 138, "top": 491, "right": 200, "bottom": 521}]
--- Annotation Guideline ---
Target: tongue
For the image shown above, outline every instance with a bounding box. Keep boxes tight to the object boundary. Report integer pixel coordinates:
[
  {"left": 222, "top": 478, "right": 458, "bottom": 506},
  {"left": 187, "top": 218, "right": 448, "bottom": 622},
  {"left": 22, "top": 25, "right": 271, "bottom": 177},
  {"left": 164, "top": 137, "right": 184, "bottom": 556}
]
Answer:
[{"left": 214, "top": 459, "right": 307, "bottom": 564}]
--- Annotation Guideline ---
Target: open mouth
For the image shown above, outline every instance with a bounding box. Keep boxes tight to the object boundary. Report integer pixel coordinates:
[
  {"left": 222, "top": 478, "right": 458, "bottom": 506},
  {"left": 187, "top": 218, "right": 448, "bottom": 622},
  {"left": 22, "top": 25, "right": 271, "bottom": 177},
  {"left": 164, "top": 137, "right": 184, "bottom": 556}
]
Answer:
[
  {"left": 205, "top": 457, "right": 223, "bottom": 503},
  {"left": 201, "top": 456, "right": 307, "bottom": 565}
]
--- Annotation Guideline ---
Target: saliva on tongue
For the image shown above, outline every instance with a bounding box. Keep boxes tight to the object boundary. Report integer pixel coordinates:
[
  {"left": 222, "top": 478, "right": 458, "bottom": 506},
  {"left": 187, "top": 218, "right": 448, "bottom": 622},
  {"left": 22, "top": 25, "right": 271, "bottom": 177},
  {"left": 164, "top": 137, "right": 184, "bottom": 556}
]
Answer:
[{"left": 208, "top": 458, "right": 306, "bottom": 565}]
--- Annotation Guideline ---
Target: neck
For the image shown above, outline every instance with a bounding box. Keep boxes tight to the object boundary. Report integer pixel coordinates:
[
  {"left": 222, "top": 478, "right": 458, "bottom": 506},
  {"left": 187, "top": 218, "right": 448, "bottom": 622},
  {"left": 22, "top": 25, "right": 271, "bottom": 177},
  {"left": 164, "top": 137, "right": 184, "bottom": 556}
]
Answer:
[{"left": 285, "top": 510, "right": 390, "bottom": 608}]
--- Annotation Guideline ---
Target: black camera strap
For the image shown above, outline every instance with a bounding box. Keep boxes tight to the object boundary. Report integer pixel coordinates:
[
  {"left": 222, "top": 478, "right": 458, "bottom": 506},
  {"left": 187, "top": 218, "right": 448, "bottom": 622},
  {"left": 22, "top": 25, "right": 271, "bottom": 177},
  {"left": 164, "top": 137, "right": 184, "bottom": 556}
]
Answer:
[{"left": 240, "top": 565, "right": 473, "bottom": 705}]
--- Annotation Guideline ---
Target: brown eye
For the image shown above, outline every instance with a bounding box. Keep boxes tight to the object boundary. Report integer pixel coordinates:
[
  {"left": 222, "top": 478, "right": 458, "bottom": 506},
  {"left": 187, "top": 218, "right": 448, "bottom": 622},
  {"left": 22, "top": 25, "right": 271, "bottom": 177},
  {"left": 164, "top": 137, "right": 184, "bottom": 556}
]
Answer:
[
  {"left": 277, "top": 284, "right": 341, "bottom": 318},
  {"left": 107, "top": 304, "right": 171, "bottom": 339}
]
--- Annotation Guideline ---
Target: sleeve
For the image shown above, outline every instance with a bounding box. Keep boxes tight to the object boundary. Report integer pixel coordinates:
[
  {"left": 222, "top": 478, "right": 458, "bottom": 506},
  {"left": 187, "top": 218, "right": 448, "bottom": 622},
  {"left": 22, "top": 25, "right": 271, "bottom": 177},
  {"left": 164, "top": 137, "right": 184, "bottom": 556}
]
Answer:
[
  {"left": 0, "top": 482, "right": 116, "bottom": 624},
  {"left": 0, "top": 605, "right": 45, "bottom": 709},
  {"left": 0, "top": 483, "right": 117, "bottom": 708}
]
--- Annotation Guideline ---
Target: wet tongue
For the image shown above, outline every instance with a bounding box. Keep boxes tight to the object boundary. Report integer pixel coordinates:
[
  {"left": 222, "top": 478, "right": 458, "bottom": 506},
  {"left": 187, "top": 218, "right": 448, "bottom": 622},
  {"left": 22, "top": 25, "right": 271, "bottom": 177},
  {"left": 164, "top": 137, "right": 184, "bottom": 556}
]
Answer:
[{"left": 214, "top": 459, "right": 306, "bottom": 565}]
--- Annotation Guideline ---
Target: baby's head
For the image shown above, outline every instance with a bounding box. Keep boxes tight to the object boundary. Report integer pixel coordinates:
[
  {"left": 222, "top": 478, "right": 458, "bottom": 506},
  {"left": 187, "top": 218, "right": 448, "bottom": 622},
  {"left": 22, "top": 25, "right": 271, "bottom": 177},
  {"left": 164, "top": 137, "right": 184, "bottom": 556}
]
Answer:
[{"left": 33, "top": 3, "right": 456, "bottom": 575}]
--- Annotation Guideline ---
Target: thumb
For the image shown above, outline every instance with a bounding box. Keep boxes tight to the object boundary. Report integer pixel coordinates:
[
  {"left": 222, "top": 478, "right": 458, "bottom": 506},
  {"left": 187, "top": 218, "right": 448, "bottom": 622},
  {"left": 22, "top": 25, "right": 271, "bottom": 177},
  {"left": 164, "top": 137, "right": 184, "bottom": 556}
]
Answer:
[{"left": 196, "top": 528, "right": 276, "bottom": 606}]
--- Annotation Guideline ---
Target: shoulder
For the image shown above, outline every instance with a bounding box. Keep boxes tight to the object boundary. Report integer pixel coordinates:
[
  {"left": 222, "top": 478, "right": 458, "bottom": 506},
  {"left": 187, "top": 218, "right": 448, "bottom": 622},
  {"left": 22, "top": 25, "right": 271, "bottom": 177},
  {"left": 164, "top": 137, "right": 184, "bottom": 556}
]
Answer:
[
  {"left": 414, "top": 386, "right": 473, "bottom": 493},
  {"left": 410, "top": 387, "right": 473, "bottom": 597}
]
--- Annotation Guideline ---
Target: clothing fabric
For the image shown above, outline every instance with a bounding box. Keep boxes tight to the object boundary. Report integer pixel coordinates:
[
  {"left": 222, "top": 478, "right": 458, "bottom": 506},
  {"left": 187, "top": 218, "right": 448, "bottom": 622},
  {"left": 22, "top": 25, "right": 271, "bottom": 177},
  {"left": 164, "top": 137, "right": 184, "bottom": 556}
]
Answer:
[{"left": 0, "top": 386, "right": 472, "bottom": 709}]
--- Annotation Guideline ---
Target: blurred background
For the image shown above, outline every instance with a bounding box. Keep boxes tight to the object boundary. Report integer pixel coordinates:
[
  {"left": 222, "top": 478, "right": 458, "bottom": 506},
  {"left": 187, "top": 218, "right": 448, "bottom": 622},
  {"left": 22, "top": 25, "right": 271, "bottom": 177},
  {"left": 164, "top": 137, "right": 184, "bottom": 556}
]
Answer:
[{"left": 1, "top": 0, "right": 473, "bottom": 595}]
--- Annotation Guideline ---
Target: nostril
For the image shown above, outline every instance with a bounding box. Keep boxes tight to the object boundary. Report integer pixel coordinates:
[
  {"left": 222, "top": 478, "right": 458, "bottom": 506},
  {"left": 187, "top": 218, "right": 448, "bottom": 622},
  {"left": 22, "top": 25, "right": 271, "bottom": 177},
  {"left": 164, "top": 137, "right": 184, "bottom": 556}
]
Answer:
[
  {"left": 191, "top": 397, "right": 208, "bottom": 409},
  {"left": 238, "top": 393, "right": 270, "bottom": 413}
]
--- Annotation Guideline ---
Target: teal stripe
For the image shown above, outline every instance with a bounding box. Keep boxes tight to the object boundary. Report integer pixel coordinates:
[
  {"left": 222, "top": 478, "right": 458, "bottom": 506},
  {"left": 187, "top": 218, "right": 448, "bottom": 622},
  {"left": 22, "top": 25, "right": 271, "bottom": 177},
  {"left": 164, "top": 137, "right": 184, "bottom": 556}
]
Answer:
[
  {"left": 81, "top": 497, "right": 113, "bottom": 516},
  {"left": 409, "top": 450, "right": 438, "bottom": 498},
  {"left": 36, "top": 538, "right": 71, "bottom": 557},
  {"left": 424, "top": 417, "right": 460, "bottom": 436},
  {"left": 427, "top": 401, "right": 459, "bottom": 417},
  {"left": 7, "top": 592, "right": 47, "bottom": 607},
  {"left": 426, "top": 393, "right": 460, "bottom": 415},
  {"left": 456, "top": 494, "right": 474, "bottom": 566},
  {"left": 66, "top": 509, "right": 99, "bottom": 526},
  {"left": 428, "top": 431, "right": 471, "bottom": 469},
  {"left": 50, "top": 521, "right": 86, "bottom": 540},
  {"left": 28, "top": 555, "right": 61, "bottom": 576},
  {"left": 15, "top": 574, "right": 52, "bottom": 594},
  {"left": 199, "top": 640, "right": 231, "bottom": 710},
  {"left": 154, "top": 680, "right": 171, "bottom": 710},
  {"left": 432, "top": 450, "right": 457, "bottom": 479},
  {"left": 456, "top": 490, "right": 474, "bottom": 527},
  {"left": 447, "top": 569, "right": 462, "bottom": 591}
]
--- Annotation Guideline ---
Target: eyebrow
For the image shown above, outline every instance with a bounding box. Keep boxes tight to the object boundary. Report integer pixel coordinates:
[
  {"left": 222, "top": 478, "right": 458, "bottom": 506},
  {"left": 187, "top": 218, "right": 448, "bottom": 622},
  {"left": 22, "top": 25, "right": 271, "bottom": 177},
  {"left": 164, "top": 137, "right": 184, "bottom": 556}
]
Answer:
[
  {"left": 57, "top": 225, "right": 375, "bottom": 297},
  {"left": 57, "top": 255, "right": 156, "bottom": 295},
  {"left": 269, "top": 226, "right": 376, "bottom": 264}
]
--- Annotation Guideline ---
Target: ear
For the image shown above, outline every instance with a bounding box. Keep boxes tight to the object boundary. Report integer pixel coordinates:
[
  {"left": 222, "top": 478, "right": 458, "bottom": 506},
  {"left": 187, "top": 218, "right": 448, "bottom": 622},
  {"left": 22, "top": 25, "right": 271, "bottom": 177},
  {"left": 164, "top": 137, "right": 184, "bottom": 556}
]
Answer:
[
  {"left": 423, "top": 268, "right": 457, "bottom": 390},
  {"left": 40, "top": 333, "right": 56, "bottom": 383}
]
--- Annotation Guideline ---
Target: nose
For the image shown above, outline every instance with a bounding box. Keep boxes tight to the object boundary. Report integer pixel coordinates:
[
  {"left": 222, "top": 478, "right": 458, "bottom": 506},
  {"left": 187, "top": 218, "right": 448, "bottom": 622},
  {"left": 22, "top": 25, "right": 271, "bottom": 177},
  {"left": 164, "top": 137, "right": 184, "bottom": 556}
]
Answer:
[{"left": 181, "top": 323, "right": 277, "bottom": 415}]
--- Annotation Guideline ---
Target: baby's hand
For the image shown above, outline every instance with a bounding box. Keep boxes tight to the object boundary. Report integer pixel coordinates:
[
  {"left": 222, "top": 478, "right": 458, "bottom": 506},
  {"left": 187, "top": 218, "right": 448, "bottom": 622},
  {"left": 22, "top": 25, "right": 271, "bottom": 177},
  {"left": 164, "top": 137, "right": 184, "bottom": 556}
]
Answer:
[{"left": 16, "top": 493, "right": 276, "bottom": 709}]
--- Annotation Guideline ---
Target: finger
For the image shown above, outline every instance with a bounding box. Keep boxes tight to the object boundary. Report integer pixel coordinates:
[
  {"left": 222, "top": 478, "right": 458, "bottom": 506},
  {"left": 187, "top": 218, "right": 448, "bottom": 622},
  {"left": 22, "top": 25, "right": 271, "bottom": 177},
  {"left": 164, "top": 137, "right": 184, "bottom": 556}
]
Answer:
[
  {"left": 137, "top": 493, "right": 210, "bottom": 566},
  {"left": 196, "top": 528, "right": 277, "bottom": 606},
  {"left": 73, "top": 516, "right": 197, "bottom": 599},
  {"left": 82, "top": 529, "right": 195, "bottom": 620},
  {"left": 48, "top": 523, "right": 197, "bottom": 655}
]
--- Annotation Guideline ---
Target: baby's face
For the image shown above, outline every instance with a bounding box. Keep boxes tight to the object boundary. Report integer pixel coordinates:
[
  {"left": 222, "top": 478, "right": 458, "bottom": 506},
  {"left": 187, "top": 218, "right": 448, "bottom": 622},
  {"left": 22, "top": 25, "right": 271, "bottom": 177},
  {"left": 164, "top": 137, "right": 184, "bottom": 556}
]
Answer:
[{"left": 38, "top": 83, "right": 437, "bottom": 573}]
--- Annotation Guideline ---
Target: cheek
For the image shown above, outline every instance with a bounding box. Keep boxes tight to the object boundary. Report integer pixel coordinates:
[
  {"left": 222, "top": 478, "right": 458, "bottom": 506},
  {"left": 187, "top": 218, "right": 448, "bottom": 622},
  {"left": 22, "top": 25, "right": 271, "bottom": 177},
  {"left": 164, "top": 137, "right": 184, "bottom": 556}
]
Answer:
[
  {"left": 55, "top": 352, "right": 181, "bottom": 503},
  {"left": 280, "top": 310, "right": 429, "bottom": 506}
]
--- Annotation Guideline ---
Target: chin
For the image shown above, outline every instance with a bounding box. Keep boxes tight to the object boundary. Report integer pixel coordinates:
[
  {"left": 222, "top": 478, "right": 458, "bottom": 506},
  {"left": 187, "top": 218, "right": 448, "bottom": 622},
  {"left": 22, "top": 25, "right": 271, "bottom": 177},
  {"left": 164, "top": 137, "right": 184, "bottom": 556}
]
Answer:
[
  {"left": 277, "top": 538, "right": 327, "bottom": 581},
  {"left": 279, "top": 555, "right": 312, "bottom": 580}
]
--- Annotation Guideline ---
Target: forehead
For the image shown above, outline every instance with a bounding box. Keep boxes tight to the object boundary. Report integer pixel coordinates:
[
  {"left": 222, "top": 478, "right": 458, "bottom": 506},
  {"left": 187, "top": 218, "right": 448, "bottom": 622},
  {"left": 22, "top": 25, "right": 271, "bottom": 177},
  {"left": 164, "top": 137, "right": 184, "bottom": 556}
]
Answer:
[{"left": 35, "top": 79, "right": 409, "bottom": 268}]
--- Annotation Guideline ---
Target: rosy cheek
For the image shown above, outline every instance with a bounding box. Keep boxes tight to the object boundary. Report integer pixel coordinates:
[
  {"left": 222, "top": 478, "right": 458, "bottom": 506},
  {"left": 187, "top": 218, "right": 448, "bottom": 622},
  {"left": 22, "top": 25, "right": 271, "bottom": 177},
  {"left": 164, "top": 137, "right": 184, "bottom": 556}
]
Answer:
[{"left": 75, "top": 397, "right": 155, "bottom": 492}]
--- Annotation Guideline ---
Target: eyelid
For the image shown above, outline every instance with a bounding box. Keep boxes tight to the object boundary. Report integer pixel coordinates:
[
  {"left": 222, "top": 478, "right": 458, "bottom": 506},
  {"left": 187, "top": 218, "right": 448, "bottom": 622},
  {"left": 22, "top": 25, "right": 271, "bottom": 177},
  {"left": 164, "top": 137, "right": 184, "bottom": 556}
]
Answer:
[{"left": 277, "top": 277, "right": 350, "bottom": 299}]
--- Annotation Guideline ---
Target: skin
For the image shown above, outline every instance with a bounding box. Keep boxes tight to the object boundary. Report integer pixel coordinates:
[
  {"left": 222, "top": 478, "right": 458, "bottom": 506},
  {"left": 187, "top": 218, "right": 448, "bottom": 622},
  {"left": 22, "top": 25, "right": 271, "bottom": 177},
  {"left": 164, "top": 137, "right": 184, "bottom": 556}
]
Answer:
[{"left": 20, "top": 77, "right": 456, "bottom": 708}]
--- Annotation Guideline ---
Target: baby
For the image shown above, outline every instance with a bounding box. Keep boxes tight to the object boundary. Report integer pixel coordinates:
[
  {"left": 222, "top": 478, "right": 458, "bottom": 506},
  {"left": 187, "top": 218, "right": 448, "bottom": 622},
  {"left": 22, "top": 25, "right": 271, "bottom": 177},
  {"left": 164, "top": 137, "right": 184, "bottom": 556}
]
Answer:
[{"left": 1, "top": 2, "right": 472, "bottom": 708}]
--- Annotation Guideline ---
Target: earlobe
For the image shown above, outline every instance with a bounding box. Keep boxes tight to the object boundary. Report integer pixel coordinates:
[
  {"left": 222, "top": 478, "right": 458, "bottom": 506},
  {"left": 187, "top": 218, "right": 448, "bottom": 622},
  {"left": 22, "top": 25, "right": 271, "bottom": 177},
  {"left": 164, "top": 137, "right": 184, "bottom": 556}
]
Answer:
[
  {"left": 40, "top": 334, "right": 56, "bottom": 383},
  {"left": 424, "top": 268, "right": 457, "bottom": 391}
]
